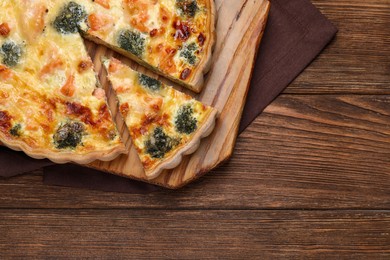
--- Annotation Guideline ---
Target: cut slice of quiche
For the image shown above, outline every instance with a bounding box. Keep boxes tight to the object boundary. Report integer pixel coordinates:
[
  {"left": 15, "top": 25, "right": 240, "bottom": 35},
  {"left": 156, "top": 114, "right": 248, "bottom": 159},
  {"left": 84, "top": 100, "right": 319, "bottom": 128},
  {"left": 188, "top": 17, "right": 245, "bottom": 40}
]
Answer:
[
  {"left": 0, "top": 0, "right": 126, "bottom": 164},
  {"left": 104, "top": 57, "right": 218, "bottom": 179},
  {"left": 80, "top": 0, "right": 216, "bottom": 92}
]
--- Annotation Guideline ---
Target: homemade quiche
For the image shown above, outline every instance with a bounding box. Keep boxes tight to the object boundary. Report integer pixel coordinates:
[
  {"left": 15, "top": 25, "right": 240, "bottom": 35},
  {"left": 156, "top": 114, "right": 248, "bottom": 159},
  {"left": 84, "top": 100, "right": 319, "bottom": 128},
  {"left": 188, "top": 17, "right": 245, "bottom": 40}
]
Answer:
[
  {"left": 0, "top": 0, "right": 217, "bottom": 173},
  {"left": 0, "top": 0, "right": 126, "bottom": 163}
]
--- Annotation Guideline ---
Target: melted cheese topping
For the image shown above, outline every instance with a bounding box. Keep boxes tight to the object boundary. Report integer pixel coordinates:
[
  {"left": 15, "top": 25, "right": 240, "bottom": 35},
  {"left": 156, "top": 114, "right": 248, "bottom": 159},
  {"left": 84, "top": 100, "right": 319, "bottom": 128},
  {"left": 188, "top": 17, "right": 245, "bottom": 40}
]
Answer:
[
  {"left": 85, "top": 0, "right": 211, "bottom": 85},
  {"left": 0, "top": 0, "right": 124, "bottom": 156},
  {"left": 0, "top": 0, "right": 211, "bottom": 159},
  {"left": 105, "top": 58, "right": 213, "bottom": 170}
]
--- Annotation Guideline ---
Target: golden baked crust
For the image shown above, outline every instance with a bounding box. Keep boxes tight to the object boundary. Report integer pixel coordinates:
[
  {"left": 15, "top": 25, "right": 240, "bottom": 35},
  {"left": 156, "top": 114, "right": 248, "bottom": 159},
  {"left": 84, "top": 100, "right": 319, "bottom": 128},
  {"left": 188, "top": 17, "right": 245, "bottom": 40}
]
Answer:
[{"left": 185, "top": 0, "right": 216, "bottom": 92}]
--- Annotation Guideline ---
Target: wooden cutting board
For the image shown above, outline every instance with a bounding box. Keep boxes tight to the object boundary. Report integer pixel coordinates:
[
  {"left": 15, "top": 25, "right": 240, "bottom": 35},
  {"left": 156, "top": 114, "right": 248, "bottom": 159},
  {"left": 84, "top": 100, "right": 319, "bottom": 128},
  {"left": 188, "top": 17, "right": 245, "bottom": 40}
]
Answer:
[{"left": 88, "top": 0, "right": 270, "bottom": 188}]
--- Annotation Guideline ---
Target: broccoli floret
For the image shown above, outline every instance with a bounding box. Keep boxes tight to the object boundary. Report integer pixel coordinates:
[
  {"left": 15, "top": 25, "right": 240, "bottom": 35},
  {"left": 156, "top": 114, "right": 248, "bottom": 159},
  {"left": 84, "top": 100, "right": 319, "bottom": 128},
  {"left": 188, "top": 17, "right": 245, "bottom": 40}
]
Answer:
[
  {"left": 9, "top": 123, "right": 21, "bottom": 137},
  {"left": 180, "top": 42, "right": 198, "bottom": 65},
  {"left": 145, "top": 127, "right": 179, "bottom": 159},
  {"left": 53, "top": 2, "right": 86, "bottom": 34},
  {"left": 1, "top": 42, "right": 22, "bottom": 67},
  {"left": 175, "top": 104, "right": 197, "bottom": 134},
  {"left": 53, "top": 121, "right": 85, "bottom": 149},
  {"left": 176, "top": 0, "right": 199, "bottom": 17},
  {"left": 138, "top": 74, "right": 162, "bottom": 91},
  {"left": 118, "top": 30, "right": 145, "bottom": 58}
]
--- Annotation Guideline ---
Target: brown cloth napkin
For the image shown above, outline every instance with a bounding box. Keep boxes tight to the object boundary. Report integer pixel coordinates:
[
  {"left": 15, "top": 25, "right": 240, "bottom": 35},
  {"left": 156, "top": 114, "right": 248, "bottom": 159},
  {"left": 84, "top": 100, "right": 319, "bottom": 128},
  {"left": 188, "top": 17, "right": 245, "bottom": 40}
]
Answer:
[
  {"left": 240, "top": 0, "right": 338, "bottom": 131},
  {"left": 0, "top": 0, "right": 337, "bottom": 192}
]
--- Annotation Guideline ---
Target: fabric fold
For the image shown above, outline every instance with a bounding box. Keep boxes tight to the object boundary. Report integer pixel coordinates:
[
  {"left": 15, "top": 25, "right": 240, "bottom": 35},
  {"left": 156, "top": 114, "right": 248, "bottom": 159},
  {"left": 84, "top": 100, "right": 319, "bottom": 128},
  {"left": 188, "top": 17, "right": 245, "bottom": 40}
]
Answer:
[
  {"left": 43, "top": 164, "right": 160, "bottom": 193},
  {"left": 239, "top": 0, "right": 337, "bottom": 132},
  {"left": 0, "top": 147, "right": 53, "bottom": 178}
]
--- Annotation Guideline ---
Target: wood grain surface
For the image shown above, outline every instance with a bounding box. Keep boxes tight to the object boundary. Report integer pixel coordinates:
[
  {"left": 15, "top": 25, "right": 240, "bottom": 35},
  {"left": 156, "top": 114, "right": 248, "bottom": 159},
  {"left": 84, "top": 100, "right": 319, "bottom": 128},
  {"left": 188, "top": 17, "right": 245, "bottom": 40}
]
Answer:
[
  {"left": 1, "top": 210, "right": 389, "bottom": 258},
  {"left": 286, "top": 0, "right": 390, "bottom": 94},
  {"left": 0, "top": 95, "right": 389, "bottom": 210},
  {"left": 0, "top": 0, "right": 389, "bottom": 258},
  {"left": 86, "top": 0, "right": 270, "bottom": 188}
]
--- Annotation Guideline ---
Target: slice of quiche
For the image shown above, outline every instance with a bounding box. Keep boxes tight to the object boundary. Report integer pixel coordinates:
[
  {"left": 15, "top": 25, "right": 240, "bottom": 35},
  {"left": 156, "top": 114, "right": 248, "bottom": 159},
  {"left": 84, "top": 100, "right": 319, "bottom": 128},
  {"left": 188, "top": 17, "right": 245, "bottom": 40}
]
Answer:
[
  {"left": 76, "top": 0, "right": 216, "bottom": 92},
  {"left": 104, "top": 57, "right": 218, "bottom": 179},
  {"left": 0, "top": 0, "right": 126, "bottom": 164}
]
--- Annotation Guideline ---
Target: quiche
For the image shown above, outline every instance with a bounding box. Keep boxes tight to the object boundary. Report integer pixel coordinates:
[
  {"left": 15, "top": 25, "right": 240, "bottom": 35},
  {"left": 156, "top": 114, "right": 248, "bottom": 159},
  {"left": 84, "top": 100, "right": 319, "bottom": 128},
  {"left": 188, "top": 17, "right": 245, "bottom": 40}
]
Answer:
[
  {"left": 0, "top": 0, "right": 126, "bottom": 163},
  {"left": 0, "top": 0, "right": 217, "bottom": 170},
  {"left": 104, "top": 58, "right": 217, "bottom": 179},
  {"left": 80, "top": 0, "right": 216, "bottom": 92}
]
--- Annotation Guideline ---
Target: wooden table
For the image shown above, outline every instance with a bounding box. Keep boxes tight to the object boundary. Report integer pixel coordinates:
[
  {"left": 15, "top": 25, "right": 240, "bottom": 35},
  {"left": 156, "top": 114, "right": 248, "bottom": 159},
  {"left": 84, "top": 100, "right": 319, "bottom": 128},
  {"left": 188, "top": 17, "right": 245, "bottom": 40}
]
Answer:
[{"left": 1, "top": 0, "right": 389, "bottom": 258}]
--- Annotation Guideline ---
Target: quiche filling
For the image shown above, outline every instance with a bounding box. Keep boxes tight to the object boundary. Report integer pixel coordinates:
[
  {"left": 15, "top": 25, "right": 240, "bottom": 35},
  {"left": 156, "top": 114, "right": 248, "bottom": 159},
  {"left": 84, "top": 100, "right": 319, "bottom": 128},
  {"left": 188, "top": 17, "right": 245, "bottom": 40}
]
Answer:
[
  {"left": 0, "top": 0, "right": 126, "bottom": 162},
  {"left": 104, "top": 57, "right": 217, "bottom": 179},
  {"left": 81, "top": 0, "right": 212, "bottom": 91},
  {"left": 0, "top": 0, "right": 215, "bottom": 168}
]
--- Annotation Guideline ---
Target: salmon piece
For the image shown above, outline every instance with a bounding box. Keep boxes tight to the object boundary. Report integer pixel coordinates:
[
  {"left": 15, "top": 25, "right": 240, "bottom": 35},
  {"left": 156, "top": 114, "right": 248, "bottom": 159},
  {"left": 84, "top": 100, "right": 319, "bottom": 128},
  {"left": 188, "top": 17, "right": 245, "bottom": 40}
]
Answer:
[
  {"left": 124, "top": 0, "right": 150, "bottom": 33},
  {"left": 93, "top": 88, "right": 106, "bottom": 100},
  {"left": 88, "top": 13, "right": 113, "bottom": 31},
  {"left": 108, "top": 58, "right": 124, "bottom": 73},
  {"left": 159, "top": 47, "right": 177, "bottom": 74},
  {"left": 60, "top": 74, "right": 76, "bottom": 97},
  {"left": 39, "top": 58, "right": 64, "bottom": 78},
  {"left": 34, "top": 5, "right": 46, "bottom": 34},
  {"left": 130, "top": 17, "right": 149, "bottom": 33},
  {"left": 0, "top": 65, "right": 13, "bottom": 80},
  {"left": 18, "top": 2, "right": 47, "bottom": 42},
  {"left": 94, "top": 0, "right": 110, "bottom": 9},
  {"left": 25, "top": 123, "right": 39, "bottom": 131},
  {"left": 114, "top": 86, "right": 127, "bottom": 94}
]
